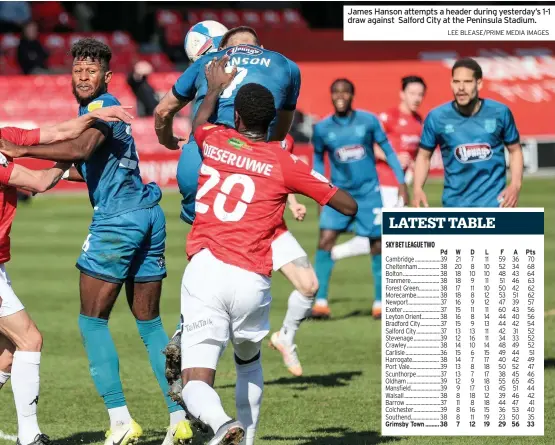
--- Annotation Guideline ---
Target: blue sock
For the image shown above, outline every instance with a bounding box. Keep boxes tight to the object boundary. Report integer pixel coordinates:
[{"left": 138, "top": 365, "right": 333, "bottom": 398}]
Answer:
[
  {"left": 78, "top": 314, "right": 126, "bottom": 409},
  {"left": 372, "top": 254, "right": 382, "bottom": 302},
  {"left": 136, "top": 317, "right": 183, "bottom": 413},
  {"left": 314, "top": 249, "right": 335, "bottom": 301}
]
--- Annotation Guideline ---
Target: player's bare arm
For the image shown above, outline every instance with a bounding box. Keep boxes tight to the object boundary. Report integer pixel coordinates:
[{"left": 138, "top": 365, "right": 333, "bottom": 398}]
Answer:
[
  {"left": 154, "top": 89, "right": 188, "bottom": 150},
  {"left": 39, "top": 106, "right": 133, "bottom": 144},
  {"left": 6, "top": 162, "right": 71, "bottom": 193},
  {"left": 412, "top": 148, "right": 433, "bottom": 207},
  {"left": 192, "top": 56, "right": 237, "bottom": 132},
  {"left": 0, "top": 126, "right": 107, "bottom": 162},
  {"left": 270, "top": 110, "right": 295, "bottom": 142},
  {"left": 327, "top": 189, "right": 358, "bottom": 216},
  {"left": 498, "top": 142, "right": 523, "bottom": 208}
]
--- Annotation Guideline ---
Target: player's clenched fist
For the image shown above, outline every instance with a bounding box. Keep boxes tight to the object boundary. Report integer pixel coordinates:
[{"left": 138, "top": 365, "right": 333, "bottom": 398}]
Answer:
[
  {"left": 205, "top": 56, "right": 237, "bottom": 92},
  {"left": 412, "top": 187, "right": 429, "bottom": 208},
  {"left": 289, "top": 203, "right": 307, "bottom": 221},
  {"left": 498, "top": 183, "right": 520, "bottom": 208}
]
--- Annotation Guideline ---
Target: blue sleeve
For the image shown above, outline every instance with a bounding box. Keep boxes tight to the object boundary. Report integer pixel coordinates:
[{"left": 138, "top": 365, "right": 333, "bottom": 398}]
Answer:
[
  {"left": 312, "top": 124, "right": 325, "bottom": 176},
  {"left": 419, "top": 113, "right": 438, "bottom": 150},
  {"left": 378, "top": 139, "right": 406, "bottom": 185},
  {"left": 502, "top": 106, "right": 520, "bottom": 145},
  {"left": 283, "top": 59, "right": 301, "bottom": 111},
  {"left": 370, "top": 114, "right": 388, "bottom": 145},
  {"left": 172, "top": 61, "right": 201, "bottom": 102}
]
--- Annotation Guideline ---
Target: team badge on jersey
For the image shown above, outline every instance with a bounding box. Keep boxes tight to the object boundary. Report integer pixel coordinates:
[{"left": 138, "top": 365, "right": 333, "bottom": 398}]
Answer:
[
  {"left": 87, "top": 100, "right": 104, "bottom": 112},
  {"left": 454, "top": 143, "right": 493, "bottom": 163},
  {"left": 355, "top": 125, "right": 366, "bottom": 137},
  {"left": 484, "top": 119, "right": 497, "bottom": 133},
  {"left": 445, "top": 124, "right": 455, "bottom": 134},
  {"left": 335, "top": 145, "right": 366, "bottom": 163}
]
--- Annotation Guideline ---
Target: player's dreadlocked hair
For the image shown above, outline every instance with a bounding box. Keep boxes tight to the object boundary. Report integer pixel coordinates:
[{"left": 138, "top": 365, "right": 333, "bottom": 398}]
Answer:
[
  {"left": 234, "top": 83, "right": 276, "bottom": 134},
  {"left": 452, "top": 58, "right": 483, "bottom": 80},
  {"left": 71, "top": 38, "right": 112, "bottom": 71},
  {"left": 331, "top": 78, "right": 355, "bottom": 95},
  {"left": 219, "top": 26, "right": 260, "bottom": 49}
]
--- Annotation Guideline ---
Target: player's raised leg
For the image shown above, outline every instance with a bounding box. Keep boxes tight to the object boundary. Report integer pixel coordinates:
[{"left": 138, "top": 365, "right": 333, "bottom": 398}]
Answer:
[
  {"left": 269, "top": 230, "right": 317, "bottom": 376},
  {"left": 0, "top": 267, "right": 49, "bottom": 445}
]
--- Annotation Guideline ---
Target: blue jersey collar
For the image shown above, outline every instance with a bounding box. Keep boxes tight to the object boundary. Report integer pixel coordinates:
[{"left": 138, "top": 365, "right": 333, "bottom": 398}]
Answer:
[
  {"left": 451, "top": 98, "right": 485, "bottom": 118},
  {"left": 332, "top": 110, "right": 356, "bottom": 126}
]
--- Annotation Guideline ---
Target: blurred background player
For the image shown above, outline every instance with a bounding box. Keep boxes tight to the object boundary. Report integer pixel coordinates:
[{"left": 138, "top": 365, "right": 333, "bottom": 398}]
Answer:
[
  {"left": 311, "top": 79, "right": 408, "bottom": 320},
  {"left": 331, "top": 75, "right": 426, "bottom": 265},
  {"left": 0, "top": 38, "right": 191, "bottom": 445},
  {"left": 413, "top": 58, "right": 523, "bottom": 209},
  {"left": 0, "top": 108, "right": 133, "bottom": 445},
  {"left": 155, "top": 24, "right": 318, "bottom": 379},
  {"left": 180, "top": 60, "right": 357, "bottom": 445}
]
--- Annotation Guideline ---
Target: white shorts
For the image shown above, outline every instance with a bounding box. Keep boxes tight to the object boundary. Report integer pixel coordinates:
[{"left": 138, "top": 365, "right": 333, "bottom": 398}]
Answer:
[
  {"left": 271, "top": 230, "right": 307, "bottom": 272},
  {"left": 0, "top": 264, "right": 24, "bottom": 318},
  {"left": 180, "top": 249, "right": 272, "bottom": 370},
  {"left": 380, "top": 186, "right": 405, "bottom": 208}
]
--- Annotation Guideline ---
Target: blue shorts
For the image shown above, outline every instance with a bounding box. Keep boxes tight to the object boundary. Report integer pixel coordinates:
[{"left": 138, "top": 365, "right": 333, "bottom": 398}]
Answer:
[
  {"left": 176, "top": 141, "right": 202, "bottom": 225},
  {"left": 76, "top": 205, "right": 167, "bottom": 284},
  {"left": 320, "top": 191, "right": 382, "bottom": 238}
]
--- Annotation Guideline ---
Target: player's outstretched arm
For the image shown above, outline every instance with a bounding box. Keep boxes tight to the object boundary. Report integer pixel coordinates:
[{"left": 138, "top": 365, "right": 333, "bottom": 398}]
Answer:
[
  {"left": 327, "top": 189, "right": 358, "bottom": 216},
  {"left": 154, "top": 90, "right": 187, "bottom": 150},
  {"left": 192, "top": 56, "right": 236, "bottom": 132},
  {"left": 412, "top": 148, "right": 433, "bottom": 207},
  {"left": 0, "top": 127, "right": 107, "bottom": 162},
  {"left": 498, "top": 143, "right": 523, "bottom": 207},
  {"left": 39, "top": 106, "right": 133, "bottom": 145},
  {"left": 2, "top": 161, "right": 71, "bottom": 194}
]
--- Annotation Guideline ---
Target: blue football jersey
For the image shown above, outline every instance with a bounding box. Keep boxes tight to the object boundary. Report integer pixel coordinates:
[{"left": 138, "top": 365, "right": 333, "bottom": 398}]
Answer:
[
  {"left": 312, "top": 110, "right": 390, "bottom": 195},
  {"left": 172, "top": 44, "right": 301, "bottom": 138},
  {"left": 420, "top": 99, "right": 520, "bottom": 207},
  {"left": 77, "top": 93, "right": 162, "bottom": 218}
]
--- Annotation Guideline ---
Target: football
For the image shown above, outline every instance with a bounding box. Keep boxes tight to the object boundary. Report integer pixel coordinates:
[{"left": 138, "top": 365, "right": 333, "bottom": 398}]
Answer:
[{"left": 184, "top": 20, "right": 229, "bottom": 62}]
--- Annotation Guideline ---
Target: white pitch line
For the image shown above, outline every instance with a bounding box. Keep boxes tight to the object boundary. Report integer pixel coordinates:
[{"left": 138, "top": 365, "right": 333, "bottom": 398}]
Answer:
[{"left": 0, "top": 431, "right": 16, "bottom": 442}]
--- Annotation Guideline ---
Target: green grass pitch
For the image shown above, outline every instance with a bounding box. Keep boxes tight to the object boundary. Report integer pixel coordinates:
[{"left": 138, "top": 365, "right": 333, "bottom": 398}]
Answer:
[{"left": 0, "top": 178, "right": 553, "bottom": 445}]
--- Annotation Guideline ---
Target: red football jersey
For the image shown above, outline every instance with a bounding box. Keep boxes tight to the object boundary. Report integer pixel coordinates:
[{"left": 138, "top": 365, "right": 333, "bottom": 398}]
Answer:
[
  {"left": 375, "top": 107, "right": 423, "bottom": 186},
  {"left": 0, "top": 127, "right": 40, "bottom": 263},
  {"left": 187, "top": 124, "right": 338, "bottom": 276},
  {"left": 280, "top": 134, "right": 295, "bottom": 153}
]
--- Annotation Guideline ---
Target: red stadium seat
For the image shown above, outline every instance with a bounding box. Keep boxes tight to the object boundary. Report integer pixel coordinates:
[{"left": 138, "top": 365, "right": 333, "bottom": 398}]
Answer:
[
  {"left": 31, "top": 1, "right": 76, "bottom": 31},
  {"left": 156, "top": 10, "right": 183, "bottom": 27},
  {"left": 1, "top": 34, "right": 20, "bottom": 59},
  {"left": 111, "top": 31, "right": 138, "bottom": 53},
  {"left": 140, "top": 53, "right": 175, "bottom": 72},
  {"left": 163, "top": 22, "right": 186, "bottom": 47}
]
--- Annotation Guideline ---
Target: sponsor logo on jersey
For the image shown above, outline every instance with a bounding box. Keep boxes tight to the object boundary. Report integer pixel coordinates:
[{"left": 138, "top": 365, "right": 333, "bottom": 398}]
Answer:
[
  {"left": 87, "top": 100, "right": 103, "bottom": 112},
  {"left": 454, "top": 143, "right": 493, "bottom": 163},
  {"left": 310, "top": 169, "right": 330, "bottom": 184},
  {"left": 484, "top": 119, "right": 497, "bottom": 133},
  {"left": 0, "top": 152, "right": 9, "bottom": 167},
  {"left": 335, "top": 145, "right": 366, "bottom": 162},
  {"left": 227, "top": 138, "right": 246, "bottom": 150},
  {"left": 226, "top": 44, "right": 263, "bottom": 57},
  {"left": 157, "top": 255, "right": 166, "bottom": 269}
]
